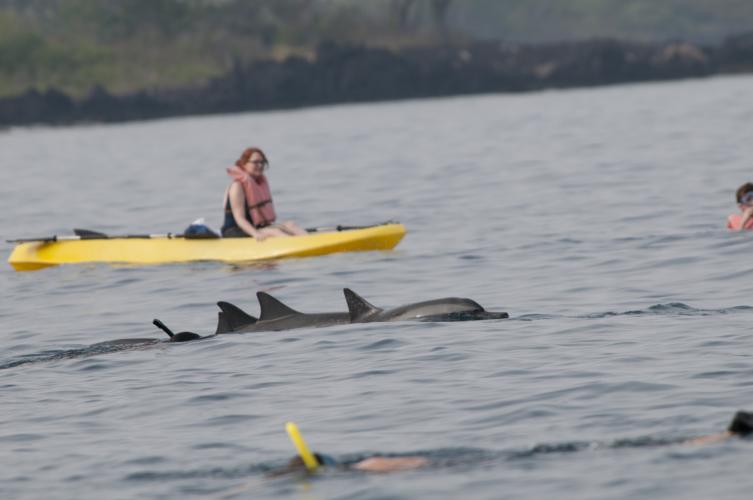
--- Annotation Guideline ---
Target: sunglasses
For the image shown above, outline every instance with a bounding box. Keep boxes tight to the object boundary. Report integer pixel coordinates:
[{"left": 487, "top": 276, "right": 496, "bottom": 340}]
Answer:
[
  {"left": 247, "top": 159, "right": 268, "bottom": 169},
  {"left": 741, "top": 192, "right": 753, "bottom": 205}
]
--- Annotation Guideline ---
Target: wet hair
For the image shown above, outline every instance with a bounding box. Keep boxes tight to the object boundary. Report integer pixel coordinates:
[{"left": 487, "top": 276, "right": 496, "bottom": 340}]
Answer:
[
  {"left": 735, "top": 183, "right": 753, "bottom": 203},
  {"left": 270, "top": 452, "right": 336, "bottom": 476},
  {"left": 264, "top": 456, "right": 305, "bottom": 478},
  {"left": 728, "top": 411, "right": 753, "bottom": 436},
  {"left": 235, "top": 147, "right": 269, "bottom": 169},
  {"left": 314, "top": 452, "right": 338, "bottom": 466},
  {"left": 287, "top": 453, "right": 335, "bottom": 467}
]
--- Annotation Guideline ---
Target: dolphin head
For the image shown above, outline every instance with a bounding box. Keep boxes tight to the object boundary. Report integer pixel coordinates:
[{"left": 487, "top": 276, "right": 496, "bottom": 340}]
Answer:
[
  {"left": 407, "top": 298, "right": 509, "bottom": 321},
  {"left": 343, "top": 291, "right": 509, "bottom": 323}
]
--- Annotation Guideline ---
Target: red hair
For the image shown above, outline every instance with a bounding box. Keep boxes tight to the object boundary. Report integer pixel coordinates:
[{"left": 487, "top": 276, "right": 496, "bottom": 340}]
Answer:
[{"left": 235, "top": 147, "right": 269, "bottom": 168}]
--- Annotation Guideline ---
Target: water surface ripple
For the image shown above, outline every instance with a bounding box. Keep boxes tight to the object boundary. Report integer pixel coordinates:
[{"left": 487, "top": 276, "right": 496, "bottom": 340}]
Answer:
[{"left": 2, "top": 75, "right": 753, "bottom": 499}]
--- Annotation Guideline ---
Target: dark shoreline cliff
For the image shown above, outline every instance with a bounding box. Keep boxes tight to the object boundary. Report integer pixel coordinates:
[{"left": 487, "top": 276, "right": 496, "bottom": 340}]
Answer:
[{"left": 2, "top": 34, "right": 752, "bottom": 128}]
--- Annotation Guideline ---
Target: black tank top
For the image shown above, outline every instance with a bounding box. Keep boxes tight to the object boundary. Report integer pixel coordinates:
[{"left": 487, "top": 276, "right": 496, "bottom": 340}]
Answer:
[{"left": 221, "top": 198, "right": 268, "bottom": 236}]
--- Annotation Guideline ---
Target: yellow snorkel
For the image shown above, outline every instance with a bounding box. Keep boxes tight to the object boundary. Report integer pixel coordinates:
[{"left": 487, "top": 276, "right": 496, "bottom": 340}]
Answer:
[{"left": 285, "top": 422, "right": 319, "bottom": 472}]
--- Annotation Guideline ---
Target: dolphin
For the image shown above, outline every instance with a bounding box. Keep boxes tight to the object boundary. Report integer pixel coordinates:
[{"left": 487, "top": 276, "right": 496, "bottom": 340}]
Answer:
[
  {"left": 343, "top": 288, "right": 509, "bottom": 322},
  {"left": 213, "top": 289, "right": 508, "bottom": 334},
  {"left": 216, "top": 292, "right": 350, "bottom": 333}
]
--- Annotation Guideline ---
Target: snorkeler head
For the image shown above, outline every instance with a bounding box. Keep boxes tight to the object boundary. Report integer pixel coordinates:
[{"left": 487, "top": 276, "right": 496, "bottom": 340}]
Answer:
[
  {"left": 313, "top": 452, "right": 338, "bottom": 467},
  {"left": 727, "top": 411, "right": 753, "bottom": 436},
  {"left": 735, "top": 183, "right": 753, "bottom": 204},
  {"left": 282, "top": 452, "right": 337, "bottom": 473}
]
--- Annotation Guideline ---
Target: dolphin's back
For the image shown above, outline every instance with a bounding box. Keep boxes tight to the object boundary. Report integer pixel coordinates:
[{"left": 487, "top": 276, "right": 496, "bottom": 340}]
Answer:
[
  {"left": 234, "top": 292, "right": 350, "bottom": 332},
  {"left": 252, "top": 312, "right": 351, "bottom": 331}
]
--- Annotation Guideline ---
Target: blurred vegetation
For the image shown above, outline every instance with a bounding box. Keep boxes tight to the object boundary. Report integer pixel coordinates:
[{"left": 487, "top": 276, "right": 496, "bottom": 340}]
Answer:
[
  {"left": 0, "top": 0, "right": 751, "bottom": 97},
  {"left": 455, "top": 0, "right": 753, "bottom": 43}
]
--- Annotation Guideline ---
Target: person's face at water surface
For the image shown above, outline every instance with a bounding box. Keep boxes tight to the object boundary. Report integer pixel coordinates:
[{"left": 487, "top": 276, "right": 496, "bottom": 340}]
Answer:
[
  {"left": 740, "top": 191, "right": 753, "bottom": 209},
  {"left": 243, "top": 151, "right": 267, "bottom": 178}
]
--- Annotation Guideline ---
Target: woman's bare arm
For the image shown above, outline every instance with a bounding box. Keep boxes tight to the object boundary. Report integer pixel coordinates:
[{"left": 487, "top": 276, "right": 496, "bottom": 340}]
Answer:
[
  {"left": 351, "top": 456, "right": 428, "bottom": 472},
  {"left": 738, "top": 206, "right": 753, "bottom": 230},
  {"left": 228, "top": 182, "right": 265, "bottom": 240}
]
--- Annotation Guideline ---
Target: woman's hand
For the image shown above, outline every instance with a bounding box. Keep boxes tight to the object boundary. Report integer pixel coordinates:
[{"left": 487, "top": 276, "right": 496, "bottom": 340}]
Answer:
[{"left": 253, "top": 230, "right": 268, "bottom": 242}]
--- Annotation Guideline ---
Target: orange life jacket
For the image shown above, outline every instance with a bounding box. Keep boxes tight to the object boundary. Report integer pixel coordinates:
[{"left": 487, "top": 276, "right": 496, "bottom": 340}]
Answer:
[
  {"left": 226, "top": 166, "right": 277, "bottom": 227},
  {"left": 727, "top": 213, "right": 753, "bottom": 230}
]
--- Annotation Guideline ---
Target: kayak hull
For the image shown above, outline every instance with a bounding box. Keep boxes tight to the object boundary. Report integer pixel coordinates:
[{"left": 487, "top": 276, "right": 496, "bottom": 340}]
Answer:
[{"left": 8, "top": 223, "right": 406, "bottom": 271}]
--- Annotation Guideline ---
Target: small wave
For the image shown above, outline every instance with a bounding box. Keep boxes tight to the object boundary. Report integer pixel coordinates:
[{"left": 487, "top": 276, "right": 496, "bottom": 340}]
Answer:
[
  {"left": 359, "top": 338, "right": 404, "bottom": 350},
  {"left": 0, "top": 433, "right": 45, "bottom": 443},
  {"left": 188, "top": 392, "right": 244, "bottom": 403},
  {"left": 511, "top": 314, "right": 562, "bottom": 322},
  {"left": 123, "top": 456, "right": 168, "bottom": 466},
  {"left": 458, "top": 254, "right": 484, "bottom": 261},
  {"left": 123, "top": 435, "right": 708, "bottom": 483},
  {"left": 203, "top": 414, "right": 261, "bottom": 426},
  {"left": 0, "top": 340, "right": 161, "bottom": 370},
  {"left": 352, "top": 369, "right": 397, "bottom": 378},
  {"left": 125, "top": 464, "right": 267, "bottom": 481},
  {"left": 505, "top": 304, "right": 753, "bottom": 322},
  {"left": 584, "top": 303, "right": 753, "bottom": 319}
]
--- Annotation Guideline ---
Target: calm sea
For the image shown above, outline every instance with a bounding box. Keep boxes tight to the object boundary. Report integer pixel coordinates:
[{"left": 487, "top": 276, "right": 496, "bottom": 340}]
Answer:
[{"left": 2, "top": 74, "right": 753, "bottom": 499}]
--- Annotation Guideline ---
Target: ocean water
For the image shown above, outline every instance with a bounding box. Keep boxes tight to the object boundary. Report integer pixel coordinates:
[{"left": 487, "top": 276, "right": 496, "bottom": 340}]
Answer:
[{"left": 2, "top": 74, "right": 753, "bottom": 499}]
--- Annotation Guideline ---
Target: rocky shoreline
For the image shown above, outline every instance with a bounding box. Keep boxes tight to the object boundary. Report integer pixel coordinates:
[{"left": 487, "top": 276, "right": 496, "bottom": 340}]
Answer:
[{"left": 2, "top": 35, "right": 752, "bottom": 127}]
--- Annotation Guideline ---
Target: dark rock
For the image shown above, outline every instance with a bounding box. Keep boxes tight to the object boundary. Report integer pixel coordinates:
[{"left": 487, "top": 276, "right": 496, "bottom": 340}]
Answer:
[
  {"left": 1, "top": 35, "right": 752, "bottom": 127},
  {"left": 717, "top": 32, "right": 753, "bottom": 72}
]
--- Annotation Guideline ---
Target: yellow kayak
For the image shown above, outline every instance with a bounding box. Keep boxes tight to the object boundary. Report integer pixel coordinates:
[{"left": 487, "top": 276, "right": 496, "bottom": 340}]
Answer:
[{"left": 8, "top": 223, "right": 406, "bottom": 271}]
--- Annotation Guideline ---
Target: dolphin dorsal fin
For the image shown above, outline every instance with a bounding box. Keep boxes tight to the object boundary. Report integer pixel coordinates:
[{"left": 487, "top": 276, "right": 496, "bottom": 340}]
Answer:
[
  {"left": 215, "top": 312, "right": 231, "bottom": 334},
  {"left": 217, "top": 301, "right": 257, "bottom": 332},
  {"left": 343, "top": 288, "right": 382, "bottom": 321},
  {"left": 257, "top": 292, "right": 301, "bottom": 321}
]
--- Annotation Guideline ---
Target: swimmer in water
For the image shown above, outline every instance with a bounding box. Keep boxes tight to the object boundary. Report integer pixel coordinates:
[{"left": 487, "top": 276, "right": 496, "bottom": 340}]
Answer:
[
  {"left": 275, "top": 452, "right": 429, "bottom": 474},
  {"left": 220, "top": 411, "right": 753, "bottom": 498},
  {"left": 727, "top": 183, "right": 753, "bottom": 231},
  {"left": 684, "top": 410, "right": 753, "bottom": 445},
  {"left": 274, "top": 411, "right": 753, "bottom": 476},
  {"left": 267, "top": 422, "right": 428, "bottom": 476}
]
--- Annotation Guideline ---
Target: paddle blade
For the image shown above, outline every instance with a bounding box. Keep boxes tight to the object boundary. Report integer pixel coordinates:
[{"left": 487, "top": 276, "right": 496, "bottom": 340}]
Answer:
[{"left": 73, "top": 228, "right": 108, "bottom": 238}]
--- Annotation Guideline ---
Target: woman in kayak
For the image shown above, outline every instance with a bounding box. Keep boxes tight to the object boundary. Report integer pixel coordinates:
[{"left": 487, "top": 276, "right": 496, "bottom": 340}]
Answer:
[
  {"left": 221, "top": 147, "right": 307, "bottom": 240},
  {"left": 727, "top": 182, "right": 753, "bottom": 231}
]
